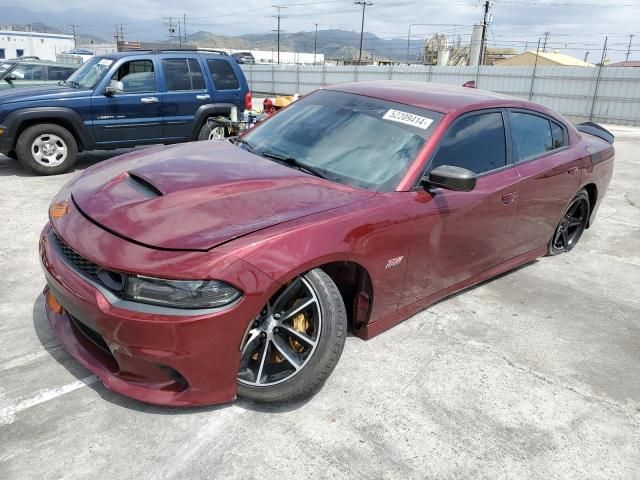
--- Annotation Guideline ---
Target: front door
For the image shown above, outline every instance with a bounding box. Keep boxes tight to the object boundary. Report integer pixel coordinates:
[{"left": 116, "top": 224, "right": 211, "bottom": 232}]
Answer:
[
  {"left": 402, "top": 110, "right": 521, "bottom": 306},
  {"left": 91, "top": 58, "right": 163, "bottom": 145}
]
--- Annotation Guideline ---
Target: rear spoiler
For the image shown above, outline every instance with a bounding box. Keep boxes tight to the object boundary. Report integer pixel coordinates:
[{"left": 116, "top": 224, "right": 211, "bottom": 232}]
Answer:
[{"left": 576, "top": 122, "right": 614, "bottom": 144}]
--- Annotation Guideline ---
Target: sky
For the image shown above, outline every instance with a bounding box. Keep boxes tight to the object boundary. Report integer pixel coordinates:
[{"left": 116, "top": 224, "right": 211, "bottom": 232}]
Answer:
[{"left": 4, "top": 0, "right": 640, "bottom": 62}]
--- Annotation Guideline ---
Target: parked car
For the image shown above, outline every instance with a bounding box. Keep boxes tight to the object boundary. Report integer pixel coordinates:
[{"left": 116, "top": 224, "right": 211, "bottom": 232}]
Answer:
[
  {"left": 0, "top": 59, "right": 77, "bottom": 91},
  {"left": 0, "top": 50, "right": 251, "bottom": 174},
  {"left": 232, "top": 52, "right": 255, "bottom": 64},
  {"left": 40, "top": 81, "right": 614, "bottom": 406}
]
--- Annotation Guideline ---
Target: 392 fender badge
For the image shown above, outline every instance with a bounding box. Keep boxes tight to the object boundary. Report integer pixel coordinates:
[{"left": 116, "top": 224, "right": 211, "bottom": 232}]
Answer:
[{"left": 385, "top": 256, "right": 404, "bottom": 269}]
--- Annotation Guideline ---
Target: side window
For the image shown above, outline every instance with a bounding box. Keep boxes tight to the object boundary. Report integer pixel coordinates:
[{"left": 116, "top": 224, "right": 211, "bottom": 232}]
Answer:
[
  {"left": 110, "top": 60, "right": 155, "bottom": 93},
  {"left": 431, "top": 112, "right": 506, "bottom": 175},
  {"left": 510, "top": 112, "right": 553, "bottom": 161},
  {"left": 47, "top": 66, "right": 75, "bottom": 81},
  {"left": 206, "top": 59, "right": 240, "bottom": 90},
  {"left": 162, "top": 58, "right": 206, "bottom": 91},
  {"left": 550, "top": 121, "right": 567, "bottom": 149},
  {"left": 10, "top": 64, "right": 44, "bottom": 82}
]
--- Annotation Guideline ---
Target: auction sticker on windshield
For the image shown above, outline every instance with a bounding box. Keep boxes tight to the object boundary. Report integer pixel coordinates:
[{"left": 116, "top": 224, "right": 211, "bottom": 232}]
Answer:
[{"left": 383, "top": 109, "right": 433, "bottom": 130}]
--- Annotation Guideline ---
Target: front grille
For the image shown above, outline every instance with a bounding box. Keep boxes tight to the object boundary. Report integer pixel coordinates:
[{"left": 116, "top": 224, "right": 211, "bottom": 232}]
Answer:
[
  {"left": 53, "top": 232, "right": 101, "bottom": 282},
  {"left": 52, "top": 231, "right": 125, "bottom": 293}
]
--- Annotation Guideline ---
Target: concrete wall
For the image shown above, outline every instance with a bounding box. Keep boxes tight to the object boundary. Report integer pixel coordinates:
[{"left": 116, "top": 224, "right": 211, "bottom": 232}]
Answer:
[
  {"left": 241, "top": 63, "right": 640, "bottom": 126},
  {"left": 0, "top": 30, "right": 74, "bottom": 61}
]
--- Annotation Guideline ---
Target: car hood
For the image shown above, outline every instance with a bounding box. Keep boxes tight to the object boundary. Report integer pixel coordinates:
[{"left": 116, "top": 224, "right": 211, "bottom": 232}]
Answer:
[
  {"left": 70, "top": 141, "right": 374, "bottom": 251},
  {"left": 0, "top": 85, "right": 88, "bottom": 104}
]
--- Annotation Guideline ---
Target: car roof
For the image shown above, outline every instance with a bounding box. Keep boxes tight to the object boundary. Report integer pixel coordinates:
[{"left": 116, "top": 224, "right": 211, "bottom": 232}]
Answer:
[
  {"left": 98, "top": 51, "right": 230, "bottom": 60},
  {"left": 2, "top": 59, "right": 72, "bottom": 66},
  {"left": 325, "top": 80, "right": 529, "bottom": 114}
]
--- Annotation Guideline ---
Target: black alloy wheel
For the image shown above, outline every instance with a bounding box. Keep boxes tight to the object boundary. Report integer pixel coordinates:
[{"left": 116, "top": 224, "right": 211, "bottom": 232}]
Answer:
[{"left": 548, "top": 190, "right": 590, "bottom": 255}]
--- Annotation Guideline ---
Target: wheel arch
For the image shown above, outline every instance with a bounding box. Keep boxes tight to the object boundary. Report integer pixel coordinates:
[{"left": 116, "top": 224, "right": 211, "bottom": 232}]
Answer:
[
  {"left": 191, "top": 103, "right": 238, "bottom": 140},
  {"left": 270, "top": 259, "right": 374, "bottom": 334},
  {"left": 7, "top": 107, "right": 91, "bottom": 151}
]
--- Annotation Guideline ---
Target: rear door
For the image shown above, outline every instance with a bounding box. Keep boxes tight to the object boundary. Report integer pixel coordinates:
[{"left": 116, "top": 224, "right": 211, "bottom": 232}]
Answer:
[
  {"left": 206, "top": 58, "right": 243, "bottom": 108},
  {"left": 159, "top": 56, "right": 209, "bottom": 140},
  {"left": 507, "top": 109, "right": 580, "bottom": 256},
  {"left": 402, "top": 110, "right": 522, "bottom": 306},
  {"left": 91, "top": 57, "right": 163, "bottom": 144}
]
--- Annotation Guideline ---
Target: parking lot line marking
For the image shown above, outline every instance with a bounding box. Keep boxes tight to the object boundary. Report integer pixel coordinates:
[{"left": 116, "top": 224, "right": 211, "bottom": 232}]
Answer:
[
  {"left": 1, "top": 345, "right": 63, "bottom": 372},
  {"left": 0, "top": 375, "right": 99, "bottom": 426}
]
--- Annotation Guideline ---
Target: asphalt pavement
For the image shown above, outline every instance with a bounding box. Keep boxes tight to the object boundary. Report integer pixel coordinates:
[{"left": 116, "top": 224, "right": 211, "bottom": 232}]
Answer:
[{"left": 1, "top": 128, "right": 639, "bottom": 479}]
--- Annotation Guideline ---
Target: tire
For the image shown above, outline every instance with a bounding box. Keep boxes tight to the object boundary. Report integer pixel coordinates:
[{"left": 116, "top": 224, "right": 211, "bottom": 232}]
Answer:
[
  {"left": 198, "top": 119, "right": 226, "bottom": 141},
  {"left": 15, "top": 123, "right": 78, "bottom": 175},
  {"left": 237, "top": 268, "right": 347, "bottom": 403},
  {"left": 548, "top": 189, "right": 590, "bottom": 256}
]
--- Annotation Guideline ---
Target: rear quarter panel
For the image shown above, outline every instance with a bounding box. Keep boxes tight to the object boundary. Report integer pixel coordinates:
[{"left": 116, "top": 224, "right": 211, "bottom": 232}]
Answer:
[{"left": 579, "top": 133, "right": 615, "bottom": 225}]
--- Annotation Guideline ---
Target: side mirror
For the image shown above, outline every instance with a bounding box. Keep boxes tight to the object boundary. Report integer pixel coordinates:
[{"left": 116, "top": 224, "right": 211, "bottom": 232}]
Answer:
[
  {"left": 104, "top": 80, "right": 123, "bottom": 96},
  {"left": 4, "top": 74, "right": 17, "bottom": 84},
  {"left": 423, "top": 165, "right": 477, "bottom": 192}
]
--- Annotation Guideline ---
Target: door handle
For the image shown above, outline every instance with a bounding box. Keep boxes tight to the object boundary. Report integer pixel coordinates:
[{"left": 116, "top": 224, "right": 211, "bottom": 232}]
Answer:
[
  {"left": 140, "top": 97, "right": 159, "bottom": 104},
  {"left": 567, "top": 167, "right": 578, "bottom": 176},
  {"left": 196, "top": 94, "right": 211, "bottom": 101},
  {"left": 502, "top": 192, "right": 517, "bottom": 205}
]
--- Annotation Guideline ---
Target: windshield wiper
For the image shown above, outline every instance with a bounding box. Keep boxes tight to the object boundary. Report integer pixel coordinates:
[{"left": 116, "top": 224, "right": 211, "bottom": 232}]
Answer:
[
  {"left": 231, "top": 136, "right": 256, "bottom": 153},
  {"left": 260, "top": 151, "right": 328, "bottom": 180}
]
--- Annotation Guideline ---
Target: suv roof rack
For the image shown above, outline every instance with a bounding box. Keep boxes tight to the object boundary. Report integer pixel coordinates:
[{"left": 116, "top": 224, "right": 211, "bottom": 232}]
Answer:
[{"left": 149, "top": 48, "right": 229, "bottom": 55}]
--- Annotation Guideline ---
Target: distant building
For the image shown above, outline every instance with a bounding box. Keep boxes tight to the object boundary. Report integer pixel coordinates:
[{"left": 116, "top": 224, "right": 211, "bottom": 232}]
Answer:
[
  {"left": 607, "top": 60, "right": 640, "bottom": 67},
  {"left": 495, "top": 50, "right": 594, "bottom": 67},
  {"left": 0, "top": 27, "right": 74, "bottom": 61}
]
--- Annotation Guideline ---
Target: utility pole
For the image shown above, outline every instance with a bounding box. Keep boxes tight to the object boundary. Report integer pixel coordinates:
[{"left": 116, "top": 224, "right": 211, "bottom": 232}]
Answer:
[
  {"left": 184, "top": 14, "right": 187, "bottom": 46},
  {"left": 114, "top": 24, "right": 125, "bottom": 51},
  {"left": 164, "top": 17, "right": 177, "bottom": 45},
  {"left": 272, "top": 5, "right": 287, "bottom": 64},
  {"left": 314, "top": 23, "right": 318, "bottom": 65},
  {"left": 626, "top": 34, "right": 634, "bottom": 62},
  {"left": 355, "top": 1, "right": 373, "bottom": 65},
  {"left": 542, "top": 31, "right": 550, "bottom": 52},
  {"left": 67, "top": 24, "right": 78, "bottom": 49},
  {"left": 478, "top": 0, "right": 490, "bottom": 65},
  {"left": 589, "top": 36, "right": 608, "bottom": 121}
]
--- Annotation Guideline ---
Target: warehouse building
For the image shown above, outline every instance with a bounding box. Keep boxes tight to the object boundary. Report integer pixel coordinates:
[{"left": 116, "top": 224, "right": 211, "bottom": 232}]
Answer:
[
  {"left": 495, "top": 50, "right": 594, "bottom": 67},
  {"left": 0, "top": 27, "right": 74, "bottom": 61}
]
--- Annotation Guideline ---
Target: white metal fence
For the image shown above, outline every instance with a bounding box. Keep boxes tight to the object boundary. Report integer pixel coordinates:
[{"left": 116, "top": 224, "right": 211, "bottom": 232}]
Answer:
[{"left": 240, "top": 64, "right": 640, "bottom": 126}]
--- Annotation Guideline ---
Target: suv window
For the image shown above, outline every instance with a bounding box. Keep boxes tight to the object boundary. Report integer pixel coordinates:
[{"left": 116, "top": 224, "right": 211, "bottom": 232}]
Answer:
[
  {"left": 510, "top": 111, "right": 565, "bottom": 161},
  {"left": 110, "top": 59, "right": 155, "bottom": 93},
  {"left": 162, "top": 58, "right": 205, "bottom": 91},
  {"left": 431, "top": 112, "right": 507, "bottom": 175},
  {"left": 207, "top": 59, "right": 239, "bottom": 90}
]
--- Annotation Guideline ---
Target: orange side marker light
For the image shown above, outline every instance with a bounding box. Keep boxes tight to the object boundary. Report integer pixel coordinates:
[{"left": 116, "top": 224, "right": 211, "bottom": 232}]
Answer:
[{"left": 46, "top": 289, "right": 64, "bottom": 314}]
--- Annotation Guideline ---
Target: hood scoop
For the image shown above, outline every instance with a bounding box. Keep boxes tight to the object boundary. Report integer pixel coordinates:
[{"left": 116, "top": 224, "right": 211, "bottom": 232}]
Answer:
[{"left": 125, "top": 172, "right": 163, "bottom": 198}]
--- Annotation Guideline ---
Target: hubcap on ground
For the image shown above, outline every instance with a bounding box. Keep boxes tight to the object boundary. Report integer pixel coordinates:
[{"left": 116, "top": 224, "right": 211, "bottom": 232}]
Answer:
[
  {"left": 31, "top": 134, "right": 68, "bottom": 167},
  {"left": 238, "top": 276, "right": 322, "bottom": 387},
  {"left": 553, "top": 197, "right": 588, "bottom": 251}
]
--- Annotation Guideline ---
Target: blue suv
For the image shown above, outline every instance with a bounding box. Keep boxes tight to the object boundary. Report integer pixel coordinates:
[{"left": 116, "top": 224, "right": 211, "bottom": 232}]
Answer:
[{"left": 0, "top": 50, "right": 251, "bottom": 175}]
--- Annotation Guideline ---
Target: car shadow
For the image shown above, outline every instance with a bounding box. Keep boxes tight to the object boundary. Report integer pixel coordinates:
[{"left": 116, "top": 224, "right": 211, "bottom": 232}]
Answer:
[
  {"left": 0, "top": 150, "right": 134, "bottom": 177},
  {"left": 31, "top": 291, "right": 314, "bottom": 415}
]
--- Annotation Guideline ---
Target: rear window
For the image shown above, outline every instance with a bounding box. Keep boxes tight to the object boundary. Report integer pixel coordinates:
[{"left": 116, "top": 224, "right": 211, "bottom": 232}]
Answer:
[
  {"left": 162, "top": 58, "right": 206, "bottom": 91},
  {"left": 510, "top": 111, "right": 555, "bottom": 161},
  {"left": 207, "top": 59, "right": 239, "bottom": 90}
]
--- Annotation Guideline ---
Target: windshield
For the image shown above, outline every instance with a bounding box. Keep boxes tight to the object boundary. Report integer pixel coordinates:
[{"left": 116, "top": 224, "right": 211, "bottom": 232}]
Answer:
[
  {"left": 64, "top": 57, "right": 114, "bottom": 89},
  {"left": 242, "top": 90, "right": 442, "bottom": 191},
  {"left": 0, "top": 62, "right": 15, "bottom": 79}
]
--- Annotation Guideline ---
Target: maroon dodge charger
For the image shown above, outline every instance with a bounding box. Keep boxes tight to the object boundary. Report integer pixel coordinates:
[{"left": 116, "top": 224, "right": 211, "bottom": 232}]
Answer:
[{"left": 40, "top": 81, "right": 615, "bottom": 406}]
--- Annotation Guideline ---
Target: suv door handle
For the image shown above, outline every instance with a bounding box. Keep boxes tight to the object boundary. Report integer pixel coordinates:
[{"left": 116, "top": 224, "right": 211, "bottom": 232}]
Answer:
[
  {"left": 140, "top": 97, "right": 159, "bottom": 104},
  {"left": 502, "top": 192, "right": 518, "bottom": 205},
  {"left": 196, "top": 94, "right": 211, "bottom": 101}
]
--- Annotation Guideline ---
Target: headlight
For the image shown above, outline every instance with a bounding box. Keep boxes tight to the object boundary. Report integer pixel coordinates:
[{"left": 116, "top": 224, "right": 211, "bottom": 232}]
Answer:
[{"left": 123, "top": 275, "right": 242, "bottom": 309}]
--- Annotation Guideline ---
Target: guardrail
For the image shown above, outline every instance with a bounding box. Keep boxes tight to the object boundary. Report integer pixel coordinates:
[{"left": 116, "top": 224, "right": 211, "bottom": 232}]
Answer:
[{"left": 240, "top": 64, "right": 640, "bottom": 126}]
